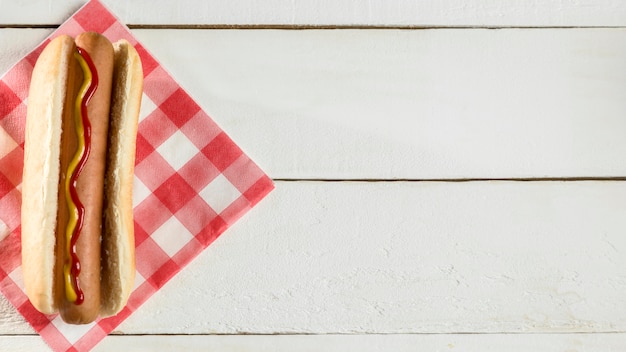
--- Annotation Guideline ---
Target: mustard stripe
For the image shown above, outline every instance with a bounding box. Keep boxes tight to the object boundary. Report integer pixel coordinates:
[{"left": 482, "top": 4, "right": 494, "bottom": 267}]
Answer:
[{"left": 63, "top": 52, "right": 91, "bottom": 304}]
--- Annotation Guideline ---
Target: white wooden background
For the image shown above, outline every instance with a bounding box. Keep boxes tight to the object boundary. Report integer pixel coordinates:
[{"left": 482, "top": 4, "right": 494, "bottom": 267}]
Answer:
[{"left": 2, "top": 1, "right": 626, "bottom": 351}]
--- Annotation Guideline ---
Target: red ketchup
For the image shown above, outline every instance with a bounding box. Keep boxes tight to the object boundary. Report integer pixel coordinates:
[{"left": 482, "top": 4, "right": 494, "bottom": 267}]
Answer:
[{"left": 67, "top": 46, "right": 98, "bottom": 305}]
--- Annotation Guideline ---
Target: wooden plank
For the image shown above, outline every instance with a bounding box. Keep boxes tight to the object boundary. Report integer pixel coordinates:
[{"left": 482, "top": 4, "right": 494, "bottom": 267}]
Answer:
[
  {"left": 1, "top": 181, "right": 625, "bottom": 334},
  {"left": 4, "top": 28, "right": 626, "bottom": 179},
  {"left": 2, "top": 333, "right": 626, "bottom": 352},
  {"left": 2, "top": 0, "right": 626, "bottom": 27},
  {"left": 133, "top": 28, "right": 626, "bottom": 179},
  {"left": 0, "top": 29, "right": 53, "bottom": 74}
]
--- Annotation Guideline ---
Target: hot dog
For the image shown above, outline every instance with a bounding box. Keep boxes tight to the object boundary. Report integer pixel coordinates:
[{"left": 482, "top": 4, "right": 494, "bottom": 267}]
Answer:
[{"left": 21, "top": 32, "right": 142, "bottom": 324}]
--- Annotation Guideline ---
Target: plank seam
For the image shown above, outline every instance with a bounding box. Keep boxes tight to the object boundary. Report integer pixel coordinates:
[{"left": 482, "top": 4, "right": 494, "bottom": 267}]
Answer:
[
  {"left": 2, "top": 331, "right": 626, "bottom": 336},
  {"left": 273, "top": 177, "right": 626, "bottom": 183},
  {"left": 1, "top": 24, "right": 626, "bottom": 30}
]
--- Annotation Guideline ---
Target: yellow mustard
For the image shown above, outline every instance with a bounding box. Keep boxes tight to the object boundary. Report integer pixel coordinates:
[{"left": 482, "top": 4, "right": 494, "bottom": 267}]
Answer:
[{"left": 63, "top": 51, "right": 92, "bottom": 303}]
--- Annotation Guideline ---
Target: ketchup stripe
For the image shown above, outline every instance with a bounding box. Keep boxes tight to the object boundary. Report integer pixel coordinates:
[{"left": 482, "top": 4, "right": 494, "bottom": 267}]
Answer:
[
  {"left": 67, "top": 47, "right": 98, "bottom": 305},
  {"left": 62, "top": 53, "right": 89, "bottom": 305}
]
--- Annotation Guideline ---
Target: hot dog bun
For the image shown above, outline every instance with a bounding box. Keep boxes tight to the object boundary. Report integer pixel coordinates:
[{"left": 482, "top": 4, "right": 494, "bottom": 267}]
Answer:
[{"left": 21, "top": 32, "right": 142, "bottom": 324}]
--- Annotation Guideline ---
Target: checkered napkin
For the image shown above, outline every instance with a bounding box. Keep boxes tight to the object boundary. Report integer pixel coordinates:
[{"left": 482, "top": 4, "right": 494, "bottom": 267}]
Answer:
[{"left": 0, "top": 0, "right": 273, "bottom": 350}]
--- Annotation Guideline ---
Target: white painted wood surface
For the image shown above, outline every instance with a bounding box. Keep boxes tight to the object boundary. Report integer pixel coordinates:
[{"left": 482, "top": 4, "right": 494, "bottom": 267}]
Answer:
[
  {"left": 137, "top": 28, "right": 626, "bottom": 179},
  {"left": 2, "top": 0, "right": 626, "bottom": 27},
  {"left": 2, "top": 0, "right": 626, "bottom": 350},
  {"left": 4, "top": 333, "right": 626, "bottom": 352}
]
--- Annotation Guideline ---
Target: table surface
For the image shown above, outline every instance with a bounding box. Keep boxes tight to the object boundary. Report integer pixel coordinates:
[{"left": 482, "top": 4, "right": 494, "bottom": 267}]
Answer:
[{"left": 2, "top": 1, "right": 626, "bottom": 351}]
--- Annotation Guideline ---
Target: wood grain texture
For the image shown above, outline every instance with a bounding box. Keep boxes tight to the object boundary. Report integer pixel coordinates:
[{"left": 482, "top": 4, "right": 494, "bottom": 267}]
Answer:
[
  {"left": 0, "top": 29, "right": 53, "bottom": 74},
  {"left": 2, "top": 0, "right": 626, "bottom": 27},
  {"left": 2, "top": 181, "right": 625, "bottom": 334},
  {"left": 134, "top": 28, "right": 626, "bottom": 179}
]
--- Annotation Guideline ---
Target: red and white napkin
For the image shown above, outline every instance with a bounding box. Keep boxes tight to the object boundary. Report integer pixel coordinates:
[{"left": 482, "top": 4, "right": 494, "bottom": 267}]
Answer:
[{"left": 0, "top": 1, "right": 274, "bottom": 350}]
